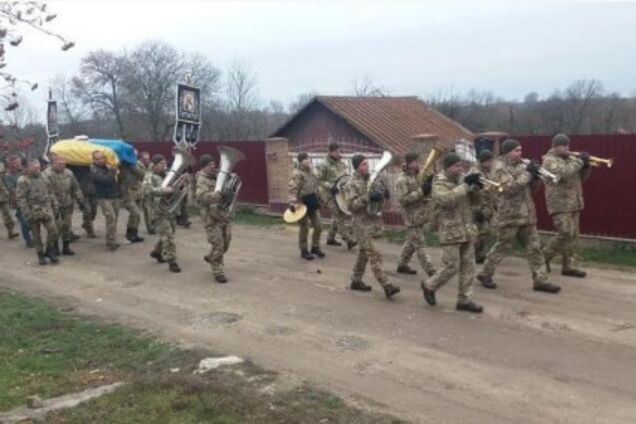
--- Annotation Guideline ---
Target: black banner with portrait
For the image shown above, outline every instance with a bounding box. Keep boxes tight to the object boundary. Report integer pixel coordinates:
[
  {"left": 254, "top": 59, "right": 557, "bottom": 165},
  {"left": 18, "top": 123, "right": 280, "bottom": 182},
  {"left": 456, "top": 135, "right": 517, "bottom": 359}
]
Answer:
[{"left": 174, "top": 83, "right": 201, "bottom": 146}]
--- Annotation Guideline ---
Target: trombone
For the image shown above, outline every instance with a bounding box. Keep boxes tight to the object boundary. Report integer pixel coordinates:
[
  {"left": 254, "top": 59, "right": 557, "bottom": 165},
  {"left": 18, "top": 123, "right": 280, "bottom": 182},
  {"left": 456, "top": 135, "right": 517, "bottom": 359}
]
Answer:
[{"left": 570, "top": 152, "right": 613, "bottom": 168}]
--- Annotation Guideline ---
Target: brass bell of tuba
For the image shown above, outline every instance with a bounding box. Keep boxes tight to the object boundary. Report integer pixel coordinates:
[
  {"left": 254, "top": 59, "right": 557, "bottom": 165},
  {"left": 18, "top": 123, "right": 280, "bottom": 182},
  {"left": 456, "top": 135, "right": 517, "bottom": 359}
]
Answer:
[
  {"left": 214, "top": 145, "right": 245, "bottom": 213},
  {"left": 159, "top": 142, "right": 194, "bottom": 215},
  {"left": 366, "top": 150, "right": 393, "bottom": 217}
]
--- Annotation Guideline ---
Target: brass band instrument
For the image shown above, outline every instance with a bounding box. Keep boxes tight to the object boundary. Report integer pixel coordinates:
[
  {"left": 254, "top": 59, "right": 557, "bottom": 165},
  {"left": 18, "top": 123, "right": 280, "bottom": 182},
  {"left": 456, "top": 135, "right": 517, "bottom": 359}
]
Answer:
[
  {"left": 334, "top": 150, "right": 393, "bottom": 216},
  {"left": 479, "top": 176, "right": 503, "bottom": 192},
  {"left": 214, "top": 146, "right": 245, "bottom": 213},
  {"left": 570, "top": 152, "right": 613, "bottom": 168},
  {"left": 521, "top": 158, "right": 560, "bottom": 183},
  {"left": 160, "top": 143, "right": 194, "bottom": 215},
  {"left": 417, "top": 146, "right": 444, "bottom": 186}
]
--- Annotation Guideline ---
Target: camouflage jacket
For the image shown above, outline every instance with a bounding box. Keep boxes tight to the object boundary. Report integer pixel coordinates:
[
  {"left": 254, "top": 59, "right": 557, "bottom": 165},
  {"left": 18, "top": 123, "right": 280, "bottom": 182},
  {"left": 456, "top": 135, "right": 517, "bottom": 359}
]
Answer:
[
  {"left": 288, "top": 163, "right": 320, "bottom": 205},
  {"left": 195, "top": 170, "right": 230, "bottom": 224},
  {"left": 431, "top": 171, "right": 477, "bottom": 244},
  {"left": 142, "top": 170, "right": 173, "bottom": 222},
  {"left": 119, "top": 162, "right": 146, "bottom": 197},
  {"left": 395, "top": 170, "right": 430, "bottom": 228},
  {"left": 43, "top": 167, "right": 84, "bottom": 209},
  {"left": 469, "top": 164, "right": 497, "bottom": 222},
  {"left": 542, "top": 149, "right": 589, "bottom": 215},
  {"left": 344, "top": 171, "right": 380, "bottom": 227},
  {"left": 491, "top": 158, "right": 537, "bottom": 227},
  {"left": 16, "top": 174, "right": 58, "bottom": 221},
  {"left": 315, "top": 155, "right": 348, "bottom": 200}
]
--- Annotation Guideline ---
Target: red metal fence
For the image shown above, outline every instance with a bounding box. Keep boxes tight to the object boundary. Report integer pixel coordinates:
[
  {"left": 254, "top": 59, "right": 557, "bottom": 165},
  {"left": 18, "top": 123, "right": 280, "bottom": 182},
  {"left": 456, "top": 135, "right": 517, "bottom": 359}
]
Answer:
[
  {"left": 518, "top": 135, "right": 636, "bottom": 240},
  {"left": 132, "top": 141, "right": 269, "bottom": 205}
]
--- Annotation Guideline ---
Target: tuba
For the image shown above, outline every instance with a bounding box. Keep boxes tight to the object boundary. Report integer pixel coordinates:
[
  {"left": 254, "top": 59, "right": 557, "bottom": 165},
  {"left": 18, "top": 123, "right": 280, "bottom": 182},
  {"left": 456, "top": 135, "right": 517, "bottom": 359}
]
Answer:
[
  {"left": 366, "top": 150, "right": 393, "bottom": 217},
  {"left": 214, "top": 145, "right": 245, "bottom": 213},
  {"left": 417, "top": 146, "right": 444, "bottom": 186},
  {"left": 160, "top": 142, "right": 194, "bottom": 215}
]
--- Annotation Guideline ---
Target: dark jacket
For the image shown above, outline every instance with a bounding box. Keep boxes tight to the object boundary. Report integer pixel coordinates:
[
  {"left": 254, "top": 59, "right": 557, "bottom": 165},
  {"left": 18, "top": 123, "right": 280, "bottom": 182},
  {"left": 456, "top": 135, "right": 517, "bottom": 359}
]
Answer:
[
  {"left": 68, "top": 165, "right": 96, "bottom": 197},
  {"left": 90, "top": 164, "right": 122, "bottom": 200}
]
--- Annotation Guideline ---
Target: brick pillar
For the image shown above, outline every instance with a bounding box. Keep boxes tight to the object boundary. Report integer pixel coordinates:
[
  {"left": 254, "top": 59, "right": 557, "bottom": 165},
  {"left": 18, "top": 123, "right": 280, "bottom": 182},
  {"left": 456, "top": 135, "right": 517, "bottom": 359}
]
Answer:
[{"left": 265, "top": 137, "right": 292, "bottom": 212}]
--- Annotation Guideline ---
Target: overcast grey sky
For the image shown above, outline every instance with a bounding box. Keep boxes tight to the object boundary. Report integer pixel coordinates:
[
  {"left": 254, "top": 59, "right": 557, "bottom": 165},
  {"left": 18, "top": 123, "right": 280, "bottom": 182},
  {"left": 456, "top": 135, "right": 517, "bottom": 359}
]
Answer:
[{"left": 9, "top": 0, "right": 636, "bottom": 116}]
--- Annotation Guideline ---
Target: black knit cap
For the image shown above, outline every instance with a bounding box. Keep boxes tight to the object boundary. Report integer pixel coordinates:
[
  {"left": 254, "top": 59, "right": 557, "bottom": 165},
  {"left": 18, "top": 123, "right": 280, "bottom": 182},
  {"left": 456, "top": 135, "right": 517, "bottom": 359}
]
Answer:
[
  {"left": 404, "top": 152, "right": 419, "bottom": 165},
  {"left": 297, "top": 152, "right": 308, "bottom": 162},
  {"left": 151, "top": 154, "right": 166, "bottom": 165},
  {"left": 501, "top": 138, "right": 520, "bottom": 154},
  {"left": 328, "top": 142, "right": 340, "bottom": 152},
  {"left": 199, "top": 154, "right": 215, "bottom": 167},
  {"left": 552, "top": 133, "right": 571, "bottom": 147},
  {"left": 478, "top": 149, "right": 494, "bottom": 163},
  {"left": 442, "top": 152, "right": 462, "bottom": 169},
  {"left": 351, "top": 154, "right": 366, "bottom": 170}
]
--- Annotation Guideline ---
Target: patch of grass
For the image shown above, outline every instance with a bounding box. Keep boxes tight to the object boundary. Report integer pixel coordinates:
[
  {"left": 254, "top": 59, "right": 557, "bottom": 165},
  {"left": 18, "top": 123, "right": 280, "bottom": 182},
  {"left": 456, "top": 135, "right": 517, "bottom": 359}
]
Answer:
[
  {"left": 580, "top": 243, "right": 636, "bottom": 268},
  {"left": 1, "top": 291, "right": 398, "bottom": 423}
]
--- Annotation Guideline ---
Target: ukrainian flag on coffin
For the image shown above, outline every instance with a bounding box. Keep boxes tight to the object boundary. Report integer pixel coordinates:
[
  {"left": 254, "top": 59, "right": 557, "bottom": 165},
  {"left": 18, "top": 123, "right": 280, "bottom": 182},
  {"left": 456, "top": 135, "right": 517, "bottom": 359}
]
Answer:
[{"left": 50, "top": 138, "right": 137, "bottom": 168}]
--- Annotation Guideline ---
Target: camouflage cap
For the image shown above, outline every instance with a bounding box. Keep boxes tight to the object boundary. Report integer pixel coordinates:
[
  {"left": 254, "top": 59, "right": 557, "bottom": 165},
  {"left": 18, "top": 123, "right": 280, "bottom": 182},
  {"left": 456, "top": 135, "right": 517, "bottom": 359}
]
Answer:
[
  {"left": 442, "top": 152, "right": 462, "bottom": 169},
  {"left": 199, "top": 154, "right": 215, "bottom": 167},
  {"left": 478, "top": 149, "right": 494, "bottom": 163},
  {"left": 151, "top": 154, "right": 166, "bottom": 165},
  {"left": 552, "top": 133, "right": 571, "bottom": 147},
  {"left": 351, "top": 154, "right": 366, "bottom": 170},
  {"left": 297, "top": 152, "right": 308, "bottom": 162},
  {"left": 404, "top": 152, "right": 419, "bottom": 165},
  {"left": 501, "top": 138, "right": 520, "bottom": 154},
  {"left": 328, "top": 142, "right": 340, "bottom": 152}
]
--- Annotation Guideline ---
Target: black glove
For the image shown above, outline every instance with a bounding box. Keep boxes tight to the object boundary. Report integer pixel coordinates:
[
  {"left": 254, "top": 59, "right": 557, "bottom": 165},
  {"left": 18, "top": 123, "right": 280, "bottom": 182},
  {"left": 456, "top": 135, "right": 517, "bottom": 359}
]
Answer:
[
  {"left": 289, "top": 204, "right": 296, "bottom": 213},
  {"left": 330, "top": 185, "right": 339, "bottom": 196},
  {"left": 525, "top": 160, "right": 541, "bottom": 177},
  {"left": 422, "top": 180, "right": 433, "bottom": 196},
  {"left": 464, "top": 173, "right": 482, "bottom": 187},
  {"left": 474, "top": 210, "right": 486, "bottom": 224},
  {"left": 578, "top": 152, "right": 591, "bottom": 169},
  {"left": 368, "top": 191, "right": 383, "bottom": 202}
]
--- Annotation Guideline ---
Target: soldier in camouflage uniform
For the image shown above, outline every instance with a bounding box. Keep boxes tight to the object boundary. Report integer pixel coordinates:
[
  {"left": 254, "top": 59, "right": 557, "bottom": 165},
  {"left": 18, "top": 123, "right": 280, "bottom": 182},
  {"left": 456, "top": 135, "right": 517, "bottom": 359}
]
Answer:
[
  {"left": 91, "top": 151, "right": 122, "bottom": 251},
  {"left": 0, "top": 160, "right": 18, "bottom": 239},
  {"left": 395, "top": 152, "right": 436, "bottom": 277},
  {"left": 195, "top": 155, "right": 234, "bottom": 283},
  {"left": 43, "top": 155, "right": 84, "bottom": 255},
  {"left": 476, "top": 139, "right": 561, "bottom": 294},
  {"left": 138, "top": 151, "right": 154, "bottom": 234},
  {"left": 144, "top": 154, "right": 181, "bottom": 273},
  {"left": 119, "top": 161, "right": 145, "bottom": 243},
  {"left": 344, "top": 154, "right": 400, "bottom": 299},
  {"left": 315, "top": 143, "right": 356, "bottom": 250},
  {"left": 420, "top": 153, "right": 483, "bottom": 313},
  {"left": 68, "top": 165, "right": 98, "bottom": 238},
  {"left": 16, "top": 159, "right": 59, "bottom": 265},
  {"left": 288, "top": 153, "right": 325, "bottom": 260},
  {"left": 542, "top": 133, "right": 591, "bottom": 278},
  {"left": 470, "top": 150, "right": 498, "bottom": 264},
  {"left": 4, "top": 155, "right": 33, "bottom": 247}
]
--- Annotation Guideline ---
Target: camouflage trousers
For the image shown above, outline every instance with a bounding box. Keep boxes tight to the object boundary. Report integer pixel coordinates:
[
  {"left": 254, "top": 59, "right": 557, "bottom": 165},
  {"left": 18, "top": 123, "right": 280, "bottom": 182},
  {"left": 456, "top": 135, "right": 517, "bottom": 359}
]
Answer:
[
  {"left": 152, "top": 218, "right": 176, "bottom": 263},
  {"left": 352, "top": 225, "right": 388, "bottom": 288},
  {"left": 205, "top": 222, "right": 232, "bottom": 277},
  {"left": 424, "top": 241, "right": 474, "bottom": 303},
  {"left": 121, "top": 193, "right": 141, "bottom": 230},
  {"left": 141, "top": 198, "right": 152, "bottom": 233},
  {"left": 398, "top": 225, "right": 436, "bottom": 275},
  {"left": 543, "top": 211, "right": 580, "bottom": 272},
  {"left": 298, "top": 209, "right": 321, "bottom": 251},
  {"left": 0, "top": 201, "right": 15, "bottom": 236},
  {"left": 98, "top": 199, "right": 120, "bottom": 247},
  {"left": 479, "top": 224, "right": 548, "bottom": 285},
  {"left": 28, "top": 217, "right": 58, "bottom": 254},
  {"left": 325, "top": 198, "right": 354, "bottom": 242},
  {"left": 80, "top": 195, "right": 97, "bottom": 234},
  {"left": 55, "top": 206, "right": 74, "bottom": 242},
  {"left": 474, "top": 219, "right": 494, "bottom": 261}
]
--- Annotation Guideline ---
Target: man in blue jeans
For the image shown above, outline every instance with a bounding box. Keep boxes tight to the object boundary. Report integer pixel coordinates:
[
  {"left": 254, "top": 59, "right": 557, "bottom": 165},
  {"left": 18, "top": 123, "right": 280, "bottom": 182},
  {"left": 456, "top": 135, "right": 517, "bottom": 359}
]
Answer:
[{"left": 3, "top": 155, "right": 32, "bottom": 247}]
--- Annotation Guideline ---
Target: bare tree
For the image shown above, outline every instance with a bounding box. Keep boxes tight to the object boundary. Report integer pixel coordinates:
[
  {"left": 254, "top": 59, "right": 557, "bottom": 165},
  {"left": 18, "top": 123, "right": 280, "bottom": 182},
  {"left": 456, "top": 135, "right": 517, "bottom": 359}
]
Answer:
[
  {"left": 224, "top": 61, "right": 259, "bottom": 139},
  {"left": 0, "top": 2, "right": 73, "bottom": 110},
  {"left": 289, "top": 91, "right": 317, "bottom": 114},
  {"left": 351, "top": 75, "right": 388, "bottom": 97},
  {"left": 50, "top": 74, "right": 86, "bottom": 136},
  {"left": 72, "top": 50, "right": 129, "bottom": 139}
]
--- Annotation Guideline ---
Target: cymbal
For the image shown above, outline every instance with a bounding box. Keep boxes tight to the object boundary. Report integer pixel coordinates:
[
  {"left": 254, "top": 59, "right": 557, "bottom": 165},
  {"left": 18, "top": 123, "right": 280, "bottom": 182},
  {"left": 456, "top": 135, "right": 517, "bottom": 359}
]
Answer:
[{"left": 283, "top": 203, "right": 307, "bottom": 223}]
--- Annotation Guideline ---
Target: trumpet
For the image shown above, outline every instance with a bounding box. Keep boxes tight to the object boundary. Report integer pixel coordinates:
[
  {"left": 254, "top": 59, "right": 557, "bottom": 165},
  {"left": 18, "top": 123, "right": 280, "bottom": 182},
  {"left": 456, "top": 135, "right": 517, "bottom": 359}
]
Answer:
[
  {"left": 479, "top": 176, "right": 503, "bottom": 192},
  {"left": 569, "top": 152, "right": 613, "bottom": 168},
  {"left": 521, "top": 159, "right": 560, "bottom": 183}
]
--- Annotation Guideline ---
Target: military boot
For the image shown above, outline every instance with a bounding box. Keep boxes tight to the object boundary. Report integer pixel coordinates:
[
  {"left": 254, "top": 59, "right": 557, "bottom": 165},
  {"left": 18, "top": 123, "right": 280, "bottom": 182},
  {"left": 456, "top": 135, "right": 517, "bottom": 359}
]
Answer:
[
  {"left": 126, "top": 228, "right": 144, "bottom": 243},
  {"left": 300, "top": 249, "right": 314, "bottom": 260},
  {"left": 215, "top": 274, "right": 228, "bottom": 284},
  {"left": 150, "top": 250, "right": 166, "bottom": 263},
  {"left": 456, "top": 301, "right": 484, "bottom": 314},
  {"left": 45, "top": 248, "right": 59, "bottom": 264},
  {"left": 51, "top": 241, "right": 60, "bottom": 256},
  {"left": 168, "top": 261, "right": 181, "bottom": 273},
  {"left": 346, "top": 240, "right": 358, "bottom": 251},
  {"left": 477, "top": 274, "right": 497, "bottom": 289},
  {"left": 421, "top": 282, "right": 436, "bottom": 306},
  {"left": 533, "top": 282, "right": 561, "bottom": 294},
  {"left": 383, "top": 283, "right": 401, "bottom": 299},
  {"left": 107, "top": 243, "right": 120, "bottom": 252},
  {"left": 37, "top": 252, "right": 47, "bottom": 265},
  {"left": 326, "top": 238, "right": 342, "bottom": 246},
  {"left": 397, "top": 264, "right": 417, "bottom": 275},
  {"left": 62, "top": 241, "right": 75, "bottom": 256},
  {"left": 350, "top": 280, "right": 372, "bottom": 292},
  {"left": 561, "top": 269, "right": 586, "bottom": 278},
  {"left": 310, "top": 247, "right": 326, "bottom": 258}
]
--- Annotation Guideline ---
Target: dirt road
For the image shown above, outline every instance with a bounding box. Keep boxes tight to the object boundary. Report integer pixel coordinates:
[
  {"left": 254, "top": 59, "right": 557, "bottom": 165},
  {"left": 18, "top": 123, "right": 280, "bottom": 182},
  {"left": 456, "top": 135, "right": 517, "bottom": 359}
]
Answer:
[{"left": 1, "top": 217, "right": 635, "bottom": 423}]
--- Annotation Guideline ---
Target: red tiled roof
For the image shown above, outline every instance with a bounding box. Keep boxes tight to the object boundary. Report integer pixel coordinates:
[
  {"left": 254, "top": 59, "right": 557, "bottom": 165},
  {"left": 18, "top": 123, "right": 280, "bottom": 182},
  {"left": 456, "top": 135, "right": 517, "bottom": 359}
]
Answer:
[{"left": 274, "top": 96, "right": 473, "bottom": 156}]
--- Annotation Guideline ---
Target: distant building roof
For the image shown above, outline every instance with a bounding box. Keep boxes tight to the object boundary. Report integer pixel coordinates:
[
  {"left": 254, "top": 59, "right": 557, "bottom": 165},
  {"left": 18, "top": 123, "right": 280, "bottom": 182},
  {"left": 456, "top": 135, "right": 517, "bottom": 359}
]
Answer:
[{"left": 272, "top": 96, "right": 473, "bottom": 155}]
